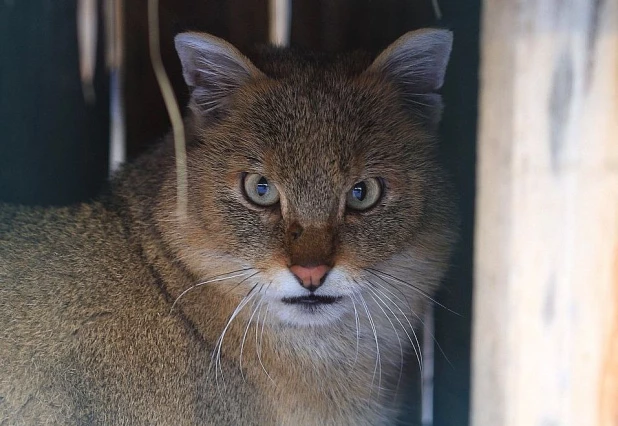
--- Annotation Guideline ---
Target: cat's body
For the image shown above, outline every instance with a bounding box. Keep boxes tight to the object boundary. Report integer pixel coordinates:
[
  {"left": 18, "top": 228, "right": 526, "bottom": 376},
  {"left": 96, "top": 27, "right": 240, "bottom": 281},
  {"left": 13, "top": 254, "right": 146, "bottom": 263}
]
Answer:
[{"left": 0, "top": 29, "right": 455, "bottom": 425}]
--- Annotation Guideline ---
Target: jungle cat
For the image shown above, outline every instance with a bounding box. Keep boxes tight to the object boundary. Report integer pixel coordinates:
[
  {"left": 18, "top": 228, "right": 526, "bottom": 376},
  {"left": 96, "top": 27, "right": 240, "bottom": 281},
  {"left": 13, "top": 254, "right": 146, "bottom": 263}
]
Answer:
[{"left": 0, "top": 28, "right": 456, "bottom": 425}]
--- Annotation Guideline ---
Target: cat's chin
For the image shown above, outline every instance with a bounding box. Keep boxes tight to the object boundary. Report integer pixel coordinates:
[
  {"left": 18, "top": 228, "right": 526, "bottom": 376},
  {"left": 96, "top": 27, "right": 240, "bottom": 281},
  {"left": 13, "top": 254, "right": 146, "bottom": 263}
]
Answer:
[
  {"left": 262, "top": 267, "right": 355, "bottom": 326},
  {"left": 272, "top": 299, "right": 348, "bottom": 327}
]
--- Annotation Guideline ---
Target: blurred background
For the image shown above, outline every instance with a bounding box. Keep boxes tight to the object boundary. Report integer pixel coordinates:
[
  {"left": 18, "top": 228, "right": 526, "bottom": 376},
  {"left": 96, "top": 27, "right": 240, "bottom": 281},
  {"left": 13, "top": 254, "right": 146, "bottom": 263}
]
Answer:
[{"left": 0, "top": 1, "right": 479, "bottom": 424}]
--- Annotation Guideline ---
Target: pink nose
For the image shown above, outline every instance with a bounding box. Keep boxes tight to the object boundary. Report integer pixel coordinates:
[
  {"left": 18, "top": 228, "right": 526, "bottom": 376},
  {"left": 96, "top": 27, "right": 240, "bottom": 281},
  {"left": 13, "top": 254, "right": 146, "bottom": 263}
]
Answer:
[{"left": 289, "top": 265, "right": 331, "bottom": 291}]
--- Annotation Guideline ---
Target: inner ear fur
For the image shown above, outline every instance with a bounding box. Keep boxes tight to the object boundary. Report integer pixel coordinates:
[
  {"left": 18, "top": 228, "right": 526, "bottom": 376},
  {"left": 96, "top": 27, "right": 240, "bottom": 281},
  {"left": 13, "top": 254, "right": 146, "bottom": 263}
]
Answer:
[
  {"left": 365, "top": 28, "right": 453, "bottom": 127},
  {"left": 175, "top": 32, "right": 266, "bottom": 115}
]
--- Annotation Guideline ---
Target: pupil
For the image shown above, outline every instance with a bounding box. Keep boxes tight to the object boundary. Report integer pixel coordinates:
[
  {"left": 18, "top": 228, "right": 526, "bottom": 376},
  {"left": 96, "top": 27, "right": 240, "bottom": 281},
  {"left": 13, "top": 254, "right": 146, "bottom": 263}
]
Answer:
[
  {"left": 256, "top": 177, "right": 269, "bottom": 197},
  {"left": 352, "top": 182, "right": 367, "bottom": 201}
]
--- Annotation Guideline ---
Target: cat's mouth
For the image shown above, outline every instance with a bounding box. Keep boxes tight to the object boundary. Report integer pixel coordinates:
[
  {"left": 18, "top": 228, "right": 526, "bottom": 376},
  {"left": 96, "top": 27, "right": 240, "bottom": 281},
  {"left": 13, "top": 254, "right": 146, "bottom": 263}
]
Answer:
[{"left": 281, "top": 294, "right": 342, "bottom": 306}]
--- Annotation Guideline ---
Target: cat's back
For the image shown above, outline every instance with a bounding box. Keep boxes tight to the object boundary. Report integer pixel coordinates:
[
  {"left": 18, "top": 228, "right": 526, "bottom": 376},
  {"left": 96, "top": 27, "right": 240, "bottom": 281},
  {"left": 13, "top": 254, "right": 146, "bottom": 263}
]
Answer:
[
  {"left": 0, "top": 203, "right": 136, "bottom": 313},
  {"left": 0, "top": 203, "right": 139, "bottom": 423},
  {"left": 0, "top": 203, "right": 131, "bottom": 321}
]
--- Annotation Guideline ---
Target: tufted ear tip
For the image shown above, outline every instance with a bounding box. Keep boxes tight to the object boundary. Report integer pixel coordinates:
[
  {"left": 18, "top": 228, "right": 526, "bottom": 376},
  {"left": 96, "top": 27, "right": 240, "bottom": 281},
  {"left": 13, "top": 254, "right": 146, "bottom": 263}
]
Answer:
[
  {"left": 368, "top": 28, "right": 453, "bottom": 93},
  {"left": 366, "top": 29, "right": 453, "bottom": 127},
  {"left": 174, "top": 32, "right": 264, "bottom": 114}
]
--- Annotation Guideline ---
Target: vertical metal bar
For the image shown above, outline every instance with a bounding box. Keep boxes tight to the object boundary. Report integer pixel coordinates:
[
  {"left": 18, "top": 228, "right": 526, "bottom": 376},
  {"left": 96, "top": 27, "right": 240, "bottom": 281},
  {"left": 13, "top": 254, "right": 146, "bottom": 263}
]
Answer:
[
  {"left": 422, "top": 306, "right": 435, "bottom": 426},
  {"left": 269, "top": 0, "right": 291, "bottom": 47},
  {"left": 148, "top": 0, "right": 187, "bottom": 218},
  {"left": 109, "top": 66, "right": 125, "bottom": 173},
  {"left": 107, "top": 0, "right": 126, "bottom": 174},
  {"left": 77, "top": 0, "right": 97, "bottom": 103}
]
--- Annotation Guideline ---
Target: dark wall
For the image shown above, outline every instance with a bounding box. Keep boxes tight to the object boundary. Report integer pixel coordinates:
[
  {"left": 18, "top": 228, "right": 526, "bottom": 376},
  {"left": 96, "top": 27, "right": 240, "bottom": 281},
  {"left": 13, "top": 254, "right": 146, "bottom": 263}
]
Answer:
[
  {"left": 432, "top": 2, "right": 478, "bottom": 425},
  {"left": 0, "top": 0, "right": 109, "bottom": 206}
]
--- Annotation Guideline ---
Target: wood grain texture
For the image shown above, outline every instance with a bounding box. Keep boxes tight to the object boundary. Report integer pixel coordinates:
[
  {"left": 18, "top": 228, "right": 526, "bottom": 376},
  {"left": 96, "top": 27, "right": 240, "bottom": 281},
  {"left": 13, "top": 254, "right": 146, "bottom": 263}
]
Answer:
[
  {"left": 472, "top": 0, "right": 618, "bottom": 425},
  {"left": 601, "top": 245, "right": 618, "bottom": 425}
]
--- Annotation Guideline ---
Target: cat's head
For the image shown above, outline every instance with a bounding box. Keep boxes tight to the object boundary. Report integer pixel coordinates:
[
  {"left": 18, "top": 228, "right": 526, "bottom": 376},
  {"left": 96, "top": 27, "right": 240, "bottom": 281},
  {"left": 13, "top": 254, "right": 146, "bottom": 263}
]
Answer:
[{"left": 160, "top": 29, "right": 456, "bottom": 327}]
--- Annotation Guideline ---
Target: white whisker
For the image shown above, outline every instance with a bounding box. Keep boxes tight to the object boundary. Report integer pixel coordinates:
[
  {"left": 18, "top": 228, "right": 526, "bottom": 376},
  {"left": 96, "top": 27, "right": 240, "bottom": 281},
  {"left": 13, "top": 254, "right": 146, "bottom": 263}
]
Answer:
[
  {"left": 239, "top": 291, "right": 264, "bottom": 381},
  {"left": 367, "top": 285, "right": 423, "bottom": 373},
  {"left": 256, "top": 301, "right": 275, "bottom": 384},
  {"left": 212, "top": 284, "right": 260, "bottom": 390},
  {"left": 367, "top": 268, "right": 460, "bottom": 316},
  {"left": 367, "top": 291, "right": 405, "bottom": 395},
  {"left": 368, "top": 282, "right": 424, "bottom": 363},
  {"left": 372, "top": 280, "right": 452, "bottom": 368},
  {"left": 354, "top": 290, "right": 382, "bottom": 399},
  {"left": 365, "top": 271, "right": 414, "bottom": 312},
  {"left": 348, "top": 294, "right": 360, "bottom": 367},
  {"left": 170, "top": 269, "right": 254, "bottom": 313}
]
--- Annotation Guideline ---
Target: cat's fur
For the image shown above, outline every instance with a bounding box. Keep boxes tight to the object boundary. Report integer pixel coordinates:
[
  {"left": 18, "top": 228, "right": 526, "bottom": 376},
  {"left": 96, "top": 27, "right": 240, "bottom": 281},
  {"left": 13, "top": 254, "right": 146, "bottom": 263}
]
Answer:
[{"left": 0, "top": 29, "right": 456, "bottom": 425}]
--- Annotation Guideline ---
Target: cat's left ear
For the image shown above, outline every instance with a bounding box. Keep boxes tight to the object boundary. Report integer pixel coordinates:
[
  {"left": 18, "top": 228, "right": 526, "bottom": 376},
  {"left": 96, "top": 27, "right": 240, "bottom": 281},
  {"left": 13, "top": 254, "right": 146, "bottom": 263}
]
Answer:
[{"left": 366, "top": 29, "right": 453, "bottom": 127}]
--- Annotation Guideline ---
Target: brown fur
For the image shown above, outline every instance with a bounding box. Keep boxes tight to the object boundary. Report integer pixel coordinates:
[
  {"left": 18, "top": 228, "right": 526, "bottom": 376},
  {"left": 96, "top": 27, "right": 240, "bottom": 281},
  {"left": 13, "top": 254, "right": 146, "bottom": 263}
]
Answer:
[{"left": 0, "top": 29, "right": 456, "bottom": 425}]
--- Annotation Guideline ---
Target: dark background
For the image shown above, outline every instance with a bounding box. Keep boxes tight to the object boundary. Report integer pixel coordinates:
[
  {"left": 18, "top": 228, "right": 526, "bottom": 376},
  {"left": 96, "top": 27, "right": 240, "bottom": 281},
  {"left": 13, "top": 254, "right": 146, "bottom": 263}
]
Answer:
[{"left": 0, "top": 1, "right": 478, "bottom": 424}]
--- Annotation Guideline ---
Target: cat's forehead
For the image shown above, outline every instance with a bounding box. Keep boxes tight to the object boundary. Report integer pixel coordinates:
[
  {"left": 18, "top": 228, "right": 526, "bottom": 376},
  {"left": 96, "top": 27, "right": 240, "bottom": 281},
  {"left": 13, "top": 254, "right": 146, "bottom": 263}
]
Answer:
[
  {"left": 236, "top": 75, "right": 403, "bottom": 161},
  {"left": 204, "top": 75, "right": 403, "bottom": 180}
]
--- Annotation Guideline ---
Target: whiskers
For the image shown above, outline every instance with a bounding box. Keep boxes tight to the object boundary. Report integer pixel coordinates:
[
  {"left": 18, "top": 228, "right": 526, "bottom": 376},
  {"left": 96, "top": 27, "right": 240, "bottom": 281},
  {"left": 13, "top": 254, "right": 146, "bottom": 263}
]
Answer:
[
  {"left": 349, "top": 266, "right": 458, "bottom": 400},
  {"left": 171, "top": 268, "right": 275, "bottom": 391},
  {"left": 365, "top": 268, "right": 454, "bottom": 367},
  {"left": 349, "top": 281, "right": 419, "bottom": 400},
  {"left": 348, "top": 294, "right": 360, "bottom": 366},
  {"left": 366, "top": 268, "right": 461, "bottom": 316},
  {"left": 211, "top": 280, "right": 279, "bottom": 392},
  {"left": 167, "top": 264, "right": 452, "bottom": 401},
  {"left": 255, "top": 297, "right": 275, "bottom": 384},
  {"left": 169, "top": 268, "right": 257, "bottom": 313},
  {"left": 239, "top": 283, "right": 271, "bottom": 382},
  {"left": 351, "top": 289, "right": 383, "bottom": 398}
]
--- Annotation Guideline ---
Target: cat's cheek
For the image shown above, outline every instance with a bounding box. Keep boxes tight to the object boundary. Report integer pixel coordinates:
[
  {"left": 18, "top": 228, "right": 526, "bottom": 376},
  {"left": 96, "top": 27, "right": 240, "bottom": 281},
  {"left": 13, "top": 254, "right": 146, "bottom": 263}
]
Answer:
[
  {"left": 336, "top": 226, "right": 392, "bottom": 267},
  {"left": 247, "top": 252, "right": 288, "bottom": 274},
  {"left": 213, "top": 198, "right": 283, "bottom": 260}
]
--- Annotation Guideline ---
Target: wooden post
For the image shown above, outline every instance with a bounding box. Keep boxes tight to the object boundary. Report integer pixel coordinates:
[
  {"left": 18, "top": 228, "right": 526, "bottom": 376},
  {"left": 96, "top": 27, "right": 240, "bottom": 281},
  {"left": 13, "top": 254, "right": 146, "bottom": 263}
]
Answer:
[{"left": 472, "top": 0, "right": 618, "bottom": 425}]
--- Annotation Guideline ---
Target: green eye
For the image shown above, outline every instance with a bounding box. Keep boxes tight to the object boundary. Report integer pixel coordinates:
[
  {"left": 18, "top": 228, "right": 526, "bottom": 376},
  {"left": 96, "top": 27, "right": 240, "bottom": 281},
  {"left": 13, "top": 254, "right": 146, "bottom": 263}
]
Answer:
[
  {"left": 242, "top": 173, "right": 280, "bottom": 206},
  {"left": 346, "top": 178, "right": 382, "bottom": 211}
]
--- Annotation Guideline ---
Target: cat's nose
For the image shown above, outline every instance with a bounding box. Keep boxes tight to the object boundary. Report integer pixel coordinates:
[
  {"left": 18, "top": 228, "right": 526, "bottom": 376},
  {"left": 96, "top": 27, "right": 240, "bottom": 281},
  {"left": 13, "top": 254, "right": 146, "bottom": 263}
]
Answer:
[{"left": 289, "top": 264, "right": 331, "bottom": 292}]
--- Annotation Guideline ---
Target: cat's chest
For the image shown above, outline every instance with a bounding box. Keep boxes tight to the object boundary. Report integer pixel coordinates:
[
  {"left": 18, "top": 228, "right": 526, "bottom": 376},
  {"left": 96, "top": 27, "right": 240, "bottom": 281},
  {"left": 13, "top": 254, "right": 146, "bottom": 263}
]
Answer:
[
  {"left": 253, "top": 365, "right": 395, "bottom": 426},
  {"left": 271, "top": 392, "right": 392, "bottom": 426}
]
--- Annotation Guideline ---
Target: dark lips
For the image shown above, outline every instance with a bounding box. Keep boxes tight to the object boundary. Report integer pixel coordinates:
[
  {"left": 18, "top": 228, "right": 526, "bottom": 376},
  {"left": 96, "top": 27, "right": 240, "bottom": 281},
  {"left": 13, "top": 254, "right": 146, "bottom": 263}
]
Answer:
[{"left": 282, "top": 294, "right": 342, "bottom": 305}]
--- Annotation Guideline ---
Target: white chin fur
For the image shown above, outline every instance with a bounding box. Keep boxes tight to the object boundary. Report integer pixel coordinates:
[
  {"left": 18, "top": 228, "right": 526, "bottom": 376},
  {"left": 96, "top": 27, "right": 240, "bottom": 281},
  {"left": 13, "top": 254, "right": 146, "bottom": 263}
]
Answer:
[{"left": 264, "top": 268, "right": 355, "bottom": 327}]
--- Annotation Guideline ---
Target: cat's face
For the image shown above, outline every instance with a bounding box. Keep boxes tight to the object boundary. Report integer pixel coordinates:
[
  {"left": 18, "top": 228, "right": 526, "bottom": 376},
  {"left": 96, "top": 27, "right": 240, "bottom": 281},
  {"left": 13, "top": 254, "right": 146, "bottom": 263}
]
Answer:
[{"left": 165, "top": 30, "right": 455, "bottom": 326}]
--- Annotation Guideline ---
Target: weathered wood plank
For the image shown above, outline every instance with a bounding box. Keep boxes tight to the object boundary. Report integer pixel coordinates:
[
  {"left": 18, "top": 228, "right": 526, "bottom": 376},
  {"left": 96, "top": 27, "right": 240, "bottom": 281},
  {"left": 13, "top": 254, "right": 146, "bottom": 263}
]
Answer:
[{"left": 472, "top": 0, "right": 618, "bottom": 425}]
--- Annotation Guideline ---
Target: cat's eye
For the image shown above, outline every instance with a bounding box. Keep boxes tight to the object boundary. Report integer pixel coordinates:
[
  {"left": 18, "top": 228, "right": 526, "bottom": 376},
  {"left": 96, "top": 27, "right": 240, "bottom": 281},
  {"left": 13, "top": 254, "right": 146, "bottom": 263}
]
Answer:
[
  {"left": 346, "top": 178, "right": 383, "bottom": 211},
  {"left": 242, "top": 173, "right": 280, "bottom": 207}
]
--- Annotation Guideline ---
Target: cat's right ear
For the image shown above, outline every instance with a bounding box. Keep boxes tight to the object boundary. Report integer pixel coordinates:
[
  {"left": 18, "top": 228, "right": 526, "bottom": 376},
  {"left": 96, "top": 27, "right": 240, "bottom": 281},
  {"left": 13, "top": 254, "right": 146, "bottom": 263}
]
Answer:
[
  {"left": 365, "top": 29, "right": 453, "bottom": 127},
  {"left": 175, "top": 32, "right": 265, "bottom": 114}
]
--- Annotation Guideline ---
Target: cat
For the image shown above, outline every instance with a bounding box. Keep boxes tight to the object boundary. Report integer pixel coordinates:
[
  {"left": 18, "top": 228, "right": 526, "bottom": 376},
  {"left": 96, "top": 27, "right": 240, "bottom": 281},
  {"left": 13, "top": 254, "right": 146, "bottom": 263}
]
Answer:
[{"left": 0, "top": 28, "right": 455, "bottom": 425}]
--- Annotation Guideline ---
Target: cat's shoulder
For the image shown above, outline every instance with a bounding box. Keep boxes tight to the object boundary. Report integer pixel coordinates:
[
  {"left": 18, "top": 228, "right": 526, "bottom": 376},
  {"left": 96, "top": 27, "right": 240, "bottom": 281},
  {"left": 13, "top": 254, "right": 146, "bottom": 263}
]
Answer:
[{"left": 0, "top": 202, "right": 133, "bottom": 286}]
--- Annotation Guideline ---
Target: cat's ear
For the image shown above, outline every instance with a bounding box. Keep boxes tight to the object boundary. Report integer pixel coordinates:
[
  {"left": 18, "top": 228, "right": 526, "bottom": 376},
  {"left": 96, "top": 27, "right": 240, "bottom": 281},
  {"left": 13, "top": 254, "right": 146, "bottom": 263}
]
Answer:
[
  {"left": 175, "top": 32, "right": 265, "bottom": 114},
  {"left": 366, "top": 29, "right": 453, "bottom": 127}
]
